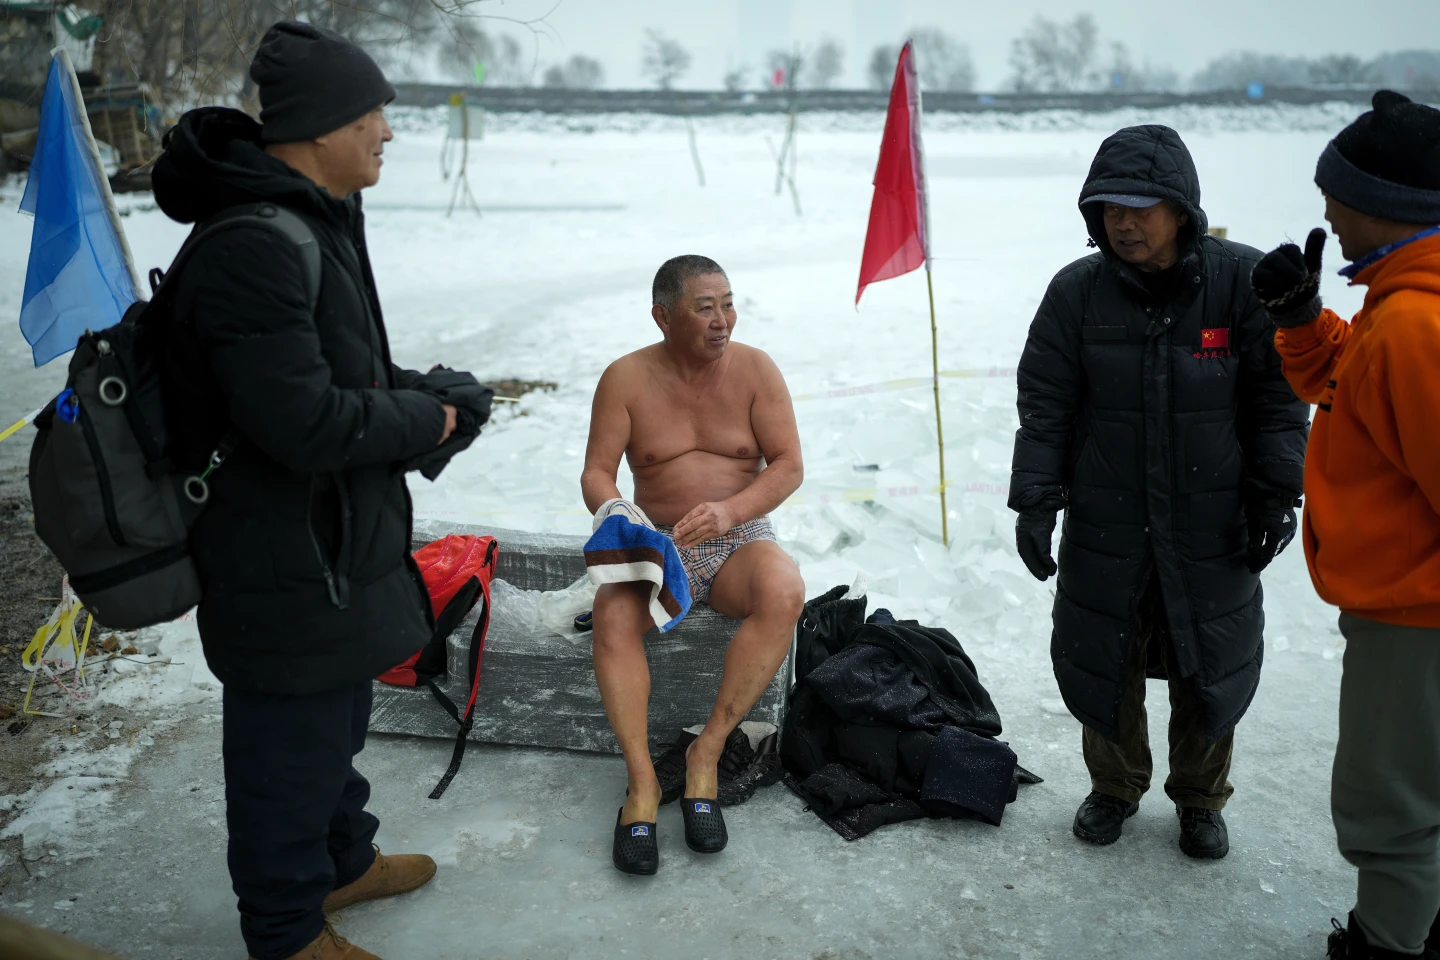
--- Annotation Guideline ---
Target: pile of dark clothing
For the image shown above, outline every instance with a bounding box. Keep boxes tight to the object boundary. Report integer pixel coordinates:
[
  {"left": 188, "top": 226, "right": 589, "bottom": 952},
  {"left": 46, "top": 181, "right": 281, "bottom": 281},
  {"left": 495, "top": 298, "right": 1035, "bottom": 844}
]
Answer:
[{"left": 782, "top": 586, "right": 1041, "bottom": 840}]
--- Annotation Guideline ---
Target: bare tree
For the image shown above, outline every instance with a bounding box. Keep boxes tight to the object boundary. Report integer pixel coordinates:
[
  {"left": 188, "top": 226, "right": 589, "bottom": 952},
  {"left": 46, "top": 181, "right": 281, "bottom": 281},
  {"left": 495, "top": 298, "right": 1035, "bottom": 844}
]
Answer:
[
  {"left": 640, "top": 29, "right": 702, "bottom": 186},
  {"left": 543, "top": 53, "right": 603, "bottom": 89},
  {"left": 640, "top": 29, "right": 690, "bottom": 90},
  {"left": 722, "top": 65, "right": 748, "bottom": 92},
  {"left": 909, "top": 26, "right": 975, "bottom": 92},
  {"left": 1191, "top": 52, "right": 1313, "bottom": 91},
  {"left": 808, "top": 38, "right": 843, "bottom": 90},
  {"left": 868, "top": 43, "right": 900, "bottom": 90},
  {"left": 1103, "top": 42, "right": 1181, "bottom": 93},
  {"left": 1007, "top": 13, "right": 1100, "bottom": 92},
  {"left": 83, "top": 0, "right": 550, "bottom": 111},
  {"left": 437, "top": 19, "right": 494, "bottom": 84},
  {"left": 1309, "top": 55, "right": 1375, "bottom": 85},
  {"left": 483, "top": 34, "right": 528, "bottom": 86}
]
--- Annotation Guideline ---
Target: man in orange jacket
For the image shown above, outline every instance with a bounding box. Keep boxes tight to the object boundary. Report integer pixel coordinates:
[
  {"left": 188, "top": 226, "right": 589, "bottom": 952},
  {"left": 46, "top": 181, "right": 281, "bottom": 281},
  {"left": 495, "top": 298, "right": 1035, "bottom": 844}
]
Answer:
[{"left": 1251, "top": 90, "right": 1440, "bottom": 960}]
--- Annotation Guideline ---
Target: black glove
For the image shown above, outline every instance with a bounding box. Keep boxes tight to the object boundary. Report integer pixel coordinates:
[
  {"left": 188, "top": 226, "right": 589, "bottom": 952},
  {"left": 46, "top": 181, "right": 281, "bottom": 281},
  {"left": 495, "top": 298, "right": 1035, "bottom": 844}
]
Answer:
[
  {"left": 415, "top": 366, "right": 494, "bottom": 429},
  {"left": 1251, "top": 227, "right": 1327, "bottom": 328},
  {"left": 1016, "top": 507, "right": 1059, "bottom": 581},
  {"left": 399, "top": 367, "right": 494, "bottom": 481},
  {"left": 1246, "top": 496, "right": 1298, "bottom": 574}
]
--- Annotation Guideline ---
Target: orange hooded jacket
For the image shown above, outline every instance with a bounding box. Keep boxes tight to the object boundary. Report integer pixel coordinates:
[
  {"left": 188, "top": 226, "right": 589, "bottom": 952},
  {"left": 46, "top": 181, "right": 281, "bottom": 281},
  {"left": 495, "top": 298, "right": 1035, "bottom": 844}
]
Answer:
[{"left": 1274, "top": 230, "right": 1440, "bottom": 627}]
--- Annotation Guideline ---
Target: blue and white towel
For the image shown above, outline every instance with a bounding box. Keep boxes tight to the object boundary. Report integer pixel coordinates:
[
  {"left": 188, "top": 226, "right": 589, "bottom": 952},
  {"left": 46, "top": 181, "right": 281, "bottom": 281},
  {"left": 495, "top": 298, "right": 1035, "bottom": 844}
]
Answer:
[{"left": 584, "top": 499, "right": 692, "bottom": 632}]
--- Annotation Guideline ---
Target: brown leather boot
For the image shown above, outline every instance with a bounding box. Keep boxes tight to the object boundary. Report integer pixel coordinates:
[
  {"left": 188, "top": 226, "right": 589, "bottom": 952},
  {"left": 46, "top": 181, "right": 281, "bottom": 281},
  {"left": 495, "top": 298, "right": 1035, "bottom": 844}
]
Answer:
[
  {"left": 250, "top": 923, "right": 381, "bottom": 960},
  {"left": 322, "top": 845, "right": 437, "bottom": 914}
]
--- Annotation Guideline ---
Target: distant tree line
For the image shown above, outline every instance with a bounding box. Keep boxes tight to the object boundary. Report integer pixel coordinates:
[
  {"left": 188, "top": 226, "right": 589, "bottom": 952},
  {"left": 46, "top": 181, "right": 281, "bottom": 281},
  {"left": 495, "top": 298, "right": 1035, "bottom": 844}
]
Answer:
[
  {"left": 992, "top": 13, "right": 1437, "bottom": 94},
  {"left": 59, "top": 0, "right": 535, "bottom": 109}
]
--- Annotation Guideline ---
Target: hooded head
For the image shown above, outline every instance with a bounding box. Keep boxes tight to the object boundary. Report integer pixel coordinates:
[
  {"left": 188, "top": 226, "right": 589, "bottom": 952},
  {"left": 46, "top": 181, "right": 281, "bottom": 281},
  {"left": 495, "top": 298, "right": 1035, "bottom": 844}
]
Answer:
[
  {"left": 151, "top": 107, "right": 349, "bottom": 226},
  {"left": 1078, "top": 125, "right": 1209, "bottom": 270}
]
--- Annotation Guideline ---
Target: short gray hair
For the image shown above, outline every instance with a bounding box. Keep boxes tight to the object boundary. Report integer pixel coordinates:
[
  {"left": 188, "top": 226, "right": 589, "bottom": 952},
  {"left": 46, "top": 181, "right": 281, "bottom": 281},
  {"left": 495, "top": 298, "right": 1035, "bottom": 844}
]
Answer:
[{"left": 652, "top": 255, "right": 727, "bottom": 309}]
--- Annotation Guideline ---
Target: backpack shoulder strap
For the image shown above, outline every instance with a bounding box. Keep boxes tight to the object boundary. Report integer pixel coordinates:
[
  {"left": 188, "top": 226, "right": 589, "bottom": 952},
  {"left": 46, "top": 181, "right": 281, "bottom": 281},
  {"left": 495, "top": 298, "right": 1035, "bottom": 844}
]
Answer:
[
  {"left": 257, "top": 206, "right": 322, "bottom": 313},
  {"left": 153, "top": 203, "right": 322, "bottom": 314}
]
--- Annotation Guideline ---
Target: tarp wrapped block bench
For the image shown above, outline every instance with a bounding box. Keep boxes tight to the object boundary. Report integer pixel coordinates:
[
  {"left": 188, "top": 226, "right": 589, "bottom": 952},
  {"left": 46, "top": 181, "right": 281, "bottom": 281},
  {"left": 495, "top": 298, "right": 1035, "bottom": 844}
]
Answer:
[{"left": 368, "top": 520, "right": 792, "bottom": 754}]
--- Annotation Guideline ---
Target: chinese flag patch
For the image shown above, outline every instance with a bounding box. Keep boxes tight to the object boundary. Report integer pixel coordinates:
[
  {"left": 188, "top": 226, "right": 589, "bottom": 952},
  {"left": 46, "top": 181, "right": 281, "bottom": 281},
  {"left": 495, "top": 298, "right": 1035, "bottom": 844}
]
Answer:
[{"left": 1201, "top": 328, "right": 1230, "bottom": 349}]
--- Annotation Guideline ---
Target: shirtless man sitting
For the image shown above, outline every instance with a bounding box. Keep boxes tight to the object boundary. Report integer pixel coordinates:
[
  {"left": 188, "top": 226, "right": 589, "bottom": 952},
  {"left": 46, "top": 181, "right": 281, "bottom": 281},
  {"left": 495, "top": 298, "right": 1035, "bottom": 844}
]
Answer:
[{"left": 581, "top": 255, "right": 805, "bottom": 874}]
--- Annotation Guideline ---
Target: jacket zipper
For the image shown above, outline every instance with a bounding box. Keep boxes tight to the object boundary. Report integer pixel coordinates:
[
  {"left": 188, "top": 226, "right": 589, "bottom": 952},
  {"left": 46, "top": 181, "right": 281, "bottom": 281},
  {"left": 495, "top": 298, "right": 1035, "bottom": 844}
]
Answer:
[
  {"left": 333, "top": 472, "right": 353, "bottom": 609},
  {"left": 307, "top": 475, "right": 346, "bottom": 610},
  {"left": 78, "top": 405, "right": 126, "bottom": 547}
]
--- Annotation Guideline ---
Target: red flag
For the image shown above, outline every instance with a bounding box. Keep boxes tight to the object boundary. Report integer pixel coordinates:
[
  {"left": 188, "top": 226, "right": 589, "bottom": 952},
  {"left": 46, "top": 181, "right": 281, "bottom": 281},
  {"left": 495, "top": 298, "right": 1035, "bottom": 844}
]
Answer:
[{"left": 856, "top": 41, "right": 928, "bottom": 305}]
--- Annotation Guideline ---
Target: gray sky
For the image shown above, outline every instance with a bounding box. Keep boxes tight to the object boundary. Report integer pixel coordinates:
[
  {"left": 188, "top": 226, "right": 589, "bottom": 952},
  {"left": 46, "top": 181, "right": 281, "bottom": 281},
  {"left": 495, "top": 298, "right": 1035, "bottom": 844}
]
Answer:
[{"left": 472, "top": 0, "right": 1440, "bottom": 90}]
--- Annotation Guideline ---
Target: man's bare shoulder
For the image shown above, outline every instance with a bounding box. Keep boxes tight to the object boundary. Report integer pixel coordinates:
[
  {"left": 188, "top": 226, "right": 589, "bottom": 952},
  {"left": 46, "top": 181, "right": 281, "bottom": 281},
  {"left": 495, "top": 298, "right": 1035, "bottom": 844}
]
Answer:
[
  {"left": 726, "top": 343, "right": 790, "bottom": 391},
  {"left": 598, "top": 346, "right": 664, "bottom": 391}
]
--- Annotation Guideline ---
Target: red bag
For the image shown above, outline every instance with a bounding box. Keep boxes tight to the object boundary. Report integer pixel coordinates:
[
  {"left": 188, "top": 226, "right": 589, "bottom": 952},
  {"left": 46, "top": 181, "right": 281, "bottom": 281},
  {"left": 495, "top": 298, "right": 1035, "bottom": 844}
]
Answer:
[{"left": 379, "top": 534, "right": 497, "bottom": 798}]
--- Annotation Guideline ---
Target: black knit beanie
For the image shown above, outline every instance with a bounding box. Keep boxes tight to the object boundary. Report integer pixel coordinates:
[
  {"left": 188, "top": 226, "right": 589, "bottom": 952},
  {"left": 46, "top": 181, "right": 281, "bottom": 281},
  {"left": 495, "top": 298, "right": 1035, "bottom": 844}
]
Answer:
[
  {"left": 250, "top": 21, "right": 396, "bottom": 144},
  {"left": 1315, "top": 90, "right": 1440, "bottom": 224}
]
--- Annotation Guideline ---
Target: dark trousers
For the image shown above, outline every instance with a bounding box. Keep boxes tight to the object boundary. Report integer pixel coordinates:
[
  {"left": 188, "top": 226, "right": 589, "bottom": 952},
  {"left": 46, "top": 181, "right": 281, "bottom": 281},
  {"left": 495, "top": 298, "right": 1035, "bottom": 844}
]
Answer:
[
  {"left": 1081, "top": 577, "right": 1235, "bottom": 811},
  {"left": 1333, "top": 613, "right": 1440, "bottom": 955},
  {"left": 223, "top": 680, "right": 379, "bottom": 960}
]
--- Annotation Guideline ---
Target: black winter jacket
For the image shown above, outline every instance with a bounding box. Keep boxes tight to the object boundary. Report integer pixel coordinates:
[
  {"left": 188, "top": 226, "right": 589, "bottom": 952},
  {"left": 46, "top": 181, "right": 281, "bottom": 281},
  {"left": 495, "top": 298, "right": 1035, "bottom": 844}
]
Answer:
[
  {"left": 1009, "top": 125, "right": 1309, "bottom": 743},
  {"left": 151, "top": 107, "right": 447, "bottom": 694}
]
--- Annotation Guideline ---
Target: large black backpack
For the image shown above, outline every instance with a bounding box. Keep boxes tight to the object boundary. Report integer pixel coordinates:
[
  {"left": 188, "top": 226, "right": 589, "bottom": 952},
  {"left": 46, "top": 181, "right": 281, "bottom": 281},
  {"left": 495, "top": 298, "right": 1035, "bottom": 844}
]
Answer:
[{"left": 29, "top": 203, "right": 320, "bottom": 629}]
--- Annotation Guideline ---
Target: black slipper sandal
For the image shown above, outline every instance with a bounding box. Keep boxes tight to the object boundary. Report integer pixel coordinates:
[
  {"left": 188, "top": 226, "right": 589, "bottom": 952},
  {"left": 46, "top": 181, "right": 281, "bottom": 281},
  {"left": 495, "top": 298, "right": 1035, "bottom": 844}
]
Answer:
[
  {"left": 680, "top": 798, "right": 728, "bottom": 854},
  {"left": 612, "top": 808, "right": 658, "bottom": 875}
]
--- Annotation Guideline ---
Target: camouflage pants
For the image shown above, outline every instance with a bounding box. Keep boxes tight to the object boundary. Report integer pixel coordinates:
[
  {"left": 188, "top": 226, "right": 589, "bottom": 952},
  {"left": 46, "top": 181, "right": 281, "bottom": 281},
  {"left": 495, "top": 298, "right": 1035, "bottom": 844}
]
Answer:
[{"left": 1081, "top": 576, "right": 1235, "bottom": 811}]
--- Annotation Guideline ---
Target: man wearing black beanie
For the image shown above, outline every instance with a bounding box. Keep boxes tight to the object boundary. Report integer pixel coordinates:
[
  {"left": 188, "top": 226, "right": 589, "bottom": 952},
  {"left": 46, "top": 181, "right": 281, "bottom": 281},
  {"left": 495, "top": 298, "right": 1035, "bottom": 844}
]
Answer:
[
  {"left": 1251, "top": 90, "right": 1440, "bottom": 960},
  {"left": 148, "top": 19, "right": 492, "bottom": 960}
]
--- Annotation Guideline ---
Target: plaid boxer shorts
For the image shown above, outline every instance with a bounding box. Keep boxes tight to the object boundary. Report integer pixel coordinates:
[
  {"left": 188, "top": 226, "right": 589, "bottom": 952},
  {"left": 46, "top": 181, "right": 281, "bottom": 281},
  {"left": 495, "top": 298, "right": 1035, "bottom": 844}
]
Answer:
[{"left": 655, "top": 516, "right": 777, "bottom": 604}]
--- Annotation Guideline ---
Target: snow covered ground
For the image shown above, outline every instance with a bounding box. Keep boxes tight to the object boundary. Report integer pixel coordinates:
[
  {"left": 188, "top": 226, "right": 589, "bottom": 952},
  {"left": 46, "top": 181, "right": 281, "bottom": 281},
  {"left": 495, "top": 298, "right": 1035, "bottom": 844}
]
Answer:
[{"left": 0, "top": 104, "right": 1369, "bottom": 957}]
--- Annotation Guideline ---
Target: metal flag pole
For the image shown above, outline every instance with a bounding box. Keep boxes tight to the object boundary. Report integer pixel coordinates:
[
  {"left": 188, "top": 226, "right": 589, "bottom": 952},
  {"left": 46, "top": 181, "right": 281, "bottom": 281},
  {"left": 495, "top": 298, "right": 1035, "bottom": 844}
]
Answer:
[
  {"left": 910, "top": 43, "right": 948, "bottom": 547},
  {"left": 926, "top": 265, "right": 948, "bottom": 547}
]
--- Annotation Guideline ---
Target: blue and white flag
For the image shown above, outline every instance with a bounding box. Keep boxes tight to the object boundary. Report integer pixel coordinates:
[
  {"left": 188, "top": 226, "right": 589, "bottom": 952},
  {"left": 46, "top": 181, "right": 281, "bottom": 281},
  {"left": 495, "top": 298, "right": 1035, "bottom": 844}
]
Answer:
[{"left": 19, "top": 52, "right": 138, "bottom": 367}]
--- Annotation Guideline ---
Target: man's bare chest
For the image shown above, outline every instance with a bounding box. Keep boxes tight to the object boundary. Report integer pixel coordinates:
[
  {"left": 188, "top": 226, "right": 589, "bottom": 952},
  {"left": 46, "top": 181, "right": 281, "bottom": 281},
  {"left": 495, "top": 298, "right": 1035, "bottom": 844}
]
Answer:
[{"left": 627, "top": 381, "right": 760, "bottom": 465}]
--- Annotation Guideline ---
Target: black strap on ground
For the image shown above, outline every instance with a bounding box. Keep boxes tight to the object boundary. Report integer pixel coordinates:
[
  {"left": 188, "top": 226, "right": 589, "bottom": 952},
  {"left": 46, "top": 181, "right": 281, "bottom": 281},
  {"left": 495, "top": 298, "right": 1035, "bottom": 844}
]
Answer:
[{"left": 428, "top": 713, "right": 473, "bottom": 800}]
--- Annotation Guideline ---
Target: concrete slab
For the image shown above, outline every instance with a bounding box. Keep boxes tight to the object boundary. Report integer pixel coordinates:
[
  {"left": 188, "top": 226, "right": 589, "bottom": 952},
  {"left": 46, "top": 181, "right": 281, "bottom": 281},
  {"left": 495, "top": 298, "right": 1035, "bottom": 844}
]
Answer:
[{"left": 374, "top": 523, "right": 788, "bottom": 754}]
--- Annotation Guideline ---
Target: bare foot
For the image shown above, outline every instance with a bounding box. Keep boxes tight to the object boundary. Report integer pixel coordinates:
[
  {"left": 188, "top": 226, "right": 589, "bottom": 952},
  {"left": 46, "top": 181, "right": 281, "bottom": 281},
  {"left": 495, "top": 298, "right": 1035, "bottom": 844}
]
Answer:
[
  {"left": 684, "top": 737, "right": 721, "bottom": 800},
  {"left": 621, "top": 772, "right": 661, "bottom": 824}
]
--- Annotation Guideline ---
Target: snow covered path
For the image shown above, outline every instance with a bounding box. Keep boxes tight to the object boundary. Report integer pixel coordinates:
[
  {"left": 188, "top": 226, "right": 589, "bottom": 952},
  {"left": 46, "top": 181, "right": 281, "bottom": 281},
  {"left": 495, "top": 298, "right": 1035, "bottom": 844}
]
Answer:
[{"left": 0, "top": 105, "right": 1366, "bottom": 957}]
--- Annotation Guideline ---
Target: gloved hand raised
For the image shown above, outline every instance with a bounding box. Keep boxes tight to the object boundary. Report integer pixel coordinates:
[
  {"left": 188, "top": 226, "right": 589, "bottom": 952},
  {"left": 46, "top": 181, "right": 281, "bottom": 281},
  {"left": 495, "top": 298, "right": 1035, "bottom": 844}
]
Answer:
[
  {"left": 1251, "top": 227, "right": 1327, "bottom": 328},
  {"left": 1246, "top": 496, "right": 1298, "bottom": 574},
  {"left": 1016, "top": 507, "right": 1059, "bottom": 581}
]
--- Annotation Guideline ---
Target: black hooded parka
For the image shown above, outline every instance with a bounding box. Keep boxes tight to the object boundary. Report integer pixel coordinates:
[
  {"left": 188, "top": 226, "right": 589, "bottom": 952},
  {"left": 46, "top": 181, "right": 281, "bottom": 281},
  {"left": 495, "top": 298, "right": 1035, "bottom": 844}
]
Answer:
[
  {"left": 151, "top": 107, "right": 448, "bottom": 694},
  {"left": 1008, "top": 125, "right": 1309, "bottom": 743}
]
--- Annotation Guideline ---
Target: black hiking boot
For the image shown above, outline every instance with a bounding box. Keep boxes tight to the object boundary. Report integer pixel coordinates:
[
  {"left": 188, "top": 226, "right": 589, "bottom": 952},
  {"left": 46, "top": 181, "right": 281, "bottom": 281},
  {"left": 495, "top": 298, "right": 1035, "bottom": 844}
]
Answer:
[
  {"left": 1072, "top": 792, "right": 1138, "bottom": 845},
  {"left": 717, "top": 727, "right": 782, "bottom": 806},
  {"left": 1329, "top": 913, "right": 1440, "bottom": 959},
  {"left": 1177, "top": 806, "right": 1229, "bottom": 860}
]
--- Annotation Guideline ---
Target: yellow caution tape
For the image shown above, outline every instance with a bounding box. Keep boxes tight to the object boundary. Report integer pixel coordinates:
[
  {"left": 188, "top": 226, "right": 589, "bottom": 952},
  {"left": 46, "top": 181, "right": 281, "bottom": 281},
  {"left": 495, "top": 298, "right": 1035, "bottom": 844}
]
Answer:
[
  {"left": 413, "top": 477, "right": 1008, "bottom": 521},
  {"left": 792, "top": 367, "right": 1016, "bottom": 403},
  {"left": 21, "top": 580, "right": 94, "bottom": 717},
  {"left": 0, "top": 406, "right": 43, "bottom": 445}
]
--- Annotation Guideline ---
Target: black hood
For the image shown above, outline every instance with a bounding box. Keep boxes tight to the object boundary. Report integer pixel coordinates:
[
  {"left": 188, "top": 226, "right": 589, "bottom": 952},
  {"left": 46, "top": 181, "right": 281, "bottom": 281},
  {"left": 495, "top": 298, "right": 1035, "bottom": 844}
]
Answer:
[
  {"left": 1078, "top": 124, "right": 1209, "bottom": 261},
  {"left": 152, "top": 106, "right": 352, "bottom": 227}
]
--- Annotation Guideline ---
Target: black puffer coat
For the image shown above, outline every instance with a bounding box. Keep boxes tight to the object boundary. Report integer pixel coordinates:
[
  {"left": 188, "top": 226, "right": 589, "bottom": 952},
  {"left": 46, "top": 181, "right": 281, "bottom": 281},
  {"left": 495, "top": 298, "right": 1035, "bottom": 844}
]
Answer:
[
  {"left": 151, "top": 107, "right": 447, "bottom": 694},
  {"left": 1008, "top": 125, "right": 1309, "bottom": 743}
]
